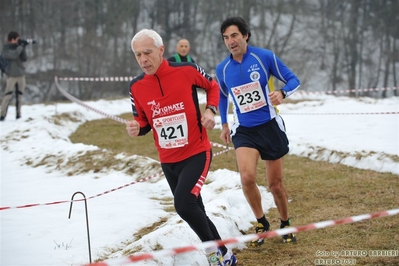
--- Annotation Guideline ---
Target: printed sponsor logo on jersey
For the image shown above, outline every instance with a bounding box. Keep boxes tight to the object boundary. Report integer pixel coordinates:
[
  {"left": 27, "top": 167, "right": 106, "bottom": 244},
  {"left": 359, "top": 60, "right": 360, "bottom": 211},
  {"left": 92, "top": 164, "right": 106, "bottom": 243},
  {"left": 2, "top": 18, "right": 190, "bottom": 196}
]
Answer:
[
  {"left": 233, "top": 88, "right": 241, "bottom": 95},
  {"left": 234, "top": 82, "right": 259, "bottom": 92},
  {"left": 250, "top": 71, "right": 260, "bottom": 81},
  {"left": 147, "top": 100, "right": 185, "bottom": 118},
  {"left": 247, "top": 64, "right": 260, "bottom": 72},
  {"left": 154, "top": 120, "right": 163, "bottom": 127}
]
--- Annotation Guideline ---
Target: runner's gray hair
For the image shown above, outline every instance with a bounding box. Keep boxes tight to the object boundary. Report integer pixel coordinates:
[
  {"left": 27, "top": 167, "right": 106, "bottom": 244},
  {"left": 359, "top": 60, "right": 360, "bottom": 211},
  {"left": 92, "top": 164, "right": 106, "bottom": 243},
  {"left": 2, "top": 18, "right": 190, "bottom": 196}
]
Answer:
[{"left": 131, "top": 29, "right": 163, "bottom": 52}]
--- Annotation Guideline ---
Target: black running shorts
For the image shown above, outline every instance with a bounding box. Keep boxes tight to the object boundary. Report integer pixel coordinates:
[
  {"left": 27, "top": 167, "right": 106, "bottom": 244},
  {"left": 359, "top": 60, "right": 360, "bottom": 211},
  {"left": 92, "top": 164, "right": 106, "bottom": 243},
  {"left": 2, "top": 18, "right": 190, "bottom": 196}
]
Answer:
[{"left": 231, "top": 117, "right": 289, "bottom": 160}]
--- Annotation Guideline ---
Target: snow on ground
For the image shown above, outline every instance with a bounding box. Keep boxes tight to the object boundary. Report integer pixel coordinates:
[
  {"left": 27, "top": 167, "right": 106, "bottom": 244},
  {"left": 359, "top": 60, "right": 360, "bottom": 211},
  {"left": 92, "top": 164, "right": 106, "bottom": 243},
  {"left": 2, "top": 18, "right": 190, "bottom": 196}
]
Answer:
[{"left": 1, "top": 94, "right": 398, "bottom": 265}]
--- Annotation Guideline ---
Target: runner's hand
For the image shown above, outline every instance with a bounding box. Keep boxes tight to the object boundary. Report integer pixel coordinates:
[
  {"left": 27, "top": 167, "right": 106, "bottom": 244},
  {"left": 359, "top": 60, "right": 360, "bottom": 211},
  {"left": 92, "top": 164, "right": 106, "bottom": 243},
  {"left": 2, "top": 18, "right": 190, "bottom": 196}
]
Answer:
[
  {"left": 220, "top": 124, "right": 231, "bottom": 144},
  {"left": 201, "top": 109, "right": 216, "bottom": 130},
  {"left": 126, "top": 120, "right": 140, "bottom": 137},
  {"left": 268, "top": 90, "right": 284, "bottom": 106}
]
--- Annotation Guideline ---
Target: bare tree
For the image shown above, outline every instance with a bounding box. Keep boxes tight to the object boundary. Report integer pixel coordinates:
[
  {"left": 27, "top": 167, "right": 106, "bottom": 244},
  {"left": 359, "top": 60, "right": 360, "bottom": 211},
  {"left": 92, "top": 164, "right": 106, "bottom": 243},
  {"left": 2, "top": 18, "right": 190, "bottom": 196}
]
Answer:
[{"left": 1, "top": 0, "right": 397, "bottom": 102}]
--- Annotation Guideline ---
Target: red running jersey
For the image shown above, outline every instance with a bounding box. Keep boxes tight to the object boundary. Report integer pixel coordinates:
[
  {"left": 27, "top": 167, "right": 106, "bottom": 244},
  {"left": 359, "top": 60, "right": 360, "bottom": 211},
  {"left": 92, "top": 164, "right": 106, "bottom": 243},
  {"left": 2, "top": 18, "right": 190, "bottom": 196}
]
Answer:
[{"left": 129, "top": 59, "right": 219, "bottom": 163}]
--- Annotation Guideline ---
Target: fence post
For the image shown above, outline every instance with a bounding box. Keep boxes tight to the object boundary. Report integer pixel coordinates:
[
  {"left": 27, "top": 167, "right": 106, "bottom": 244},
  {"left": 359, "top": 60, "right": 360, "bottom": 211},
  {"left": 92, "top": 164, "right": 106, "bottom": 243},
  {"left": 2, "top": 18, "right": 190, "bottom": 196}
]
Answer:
[{"left": 68, "top": 191, "right": 92, "bottom": 264}]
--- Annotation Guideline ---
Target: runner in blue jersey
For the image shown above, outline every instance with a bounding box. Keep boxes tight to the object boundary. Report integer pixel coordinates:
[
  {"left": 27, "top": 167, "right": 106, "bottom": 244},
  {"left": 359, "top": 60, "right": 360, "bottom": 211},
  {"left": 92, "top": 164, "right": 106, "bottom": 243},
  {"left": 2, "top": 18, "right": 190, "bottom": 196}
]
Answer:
[{"left": 216, "top": 16, "right": 300, "bottom": 246}]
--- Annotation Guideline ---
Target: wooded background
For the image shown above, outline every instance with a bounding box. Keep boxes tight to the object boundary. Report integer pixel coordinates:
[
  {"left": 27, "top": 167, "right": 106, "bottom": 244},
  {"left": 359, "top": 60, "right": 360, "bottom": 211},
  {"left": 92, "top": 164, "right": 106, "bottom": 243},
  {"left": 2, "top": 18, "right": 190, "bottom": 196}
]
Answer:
[{"left": 0, "top": 0, "right": 398, "bottom": 103}]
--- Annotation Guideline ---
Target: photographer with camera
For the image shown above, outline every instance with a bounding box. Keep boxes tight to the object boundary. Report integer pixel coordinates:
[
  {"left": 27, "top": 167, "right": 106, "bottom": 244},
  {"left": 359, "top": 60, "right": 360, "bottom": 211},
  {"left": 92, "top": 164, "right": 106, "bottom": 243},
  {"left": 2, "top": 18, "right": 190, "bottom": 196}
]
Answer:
[{"left": 1, "top": 31, "right": 35, "bottom": 121}]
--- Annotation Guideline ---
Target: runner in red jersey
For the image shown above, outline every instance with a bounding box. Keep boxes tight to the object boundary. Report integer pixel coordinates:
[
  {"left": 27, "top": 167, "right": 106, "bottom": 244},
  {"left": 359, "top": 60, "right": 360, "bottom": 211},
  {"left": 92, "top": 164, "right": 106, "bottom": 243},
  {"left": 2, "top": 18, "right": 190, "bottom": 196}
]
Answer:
[
  {"left": 129, "top": 59, "right": 218, "bottom": 163},
  {"left": 126, "top": 29, "right": 237, "bottom": 266}
]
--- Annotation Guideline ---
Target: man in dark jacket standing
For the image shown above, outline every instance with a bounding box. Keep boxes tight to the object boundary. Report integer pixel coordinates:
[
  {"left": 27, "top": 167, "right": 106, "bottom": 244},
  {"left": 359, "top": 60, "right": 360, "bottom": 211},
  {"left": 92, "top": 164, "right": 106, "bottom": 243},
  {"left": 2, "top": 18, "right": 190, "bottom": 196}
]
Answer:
[
  {"left": 1, "top": 31, "right": 27, "bottom": 121},
  {"left": 167, "top": 38, "right": 195, "bottom": 63}
]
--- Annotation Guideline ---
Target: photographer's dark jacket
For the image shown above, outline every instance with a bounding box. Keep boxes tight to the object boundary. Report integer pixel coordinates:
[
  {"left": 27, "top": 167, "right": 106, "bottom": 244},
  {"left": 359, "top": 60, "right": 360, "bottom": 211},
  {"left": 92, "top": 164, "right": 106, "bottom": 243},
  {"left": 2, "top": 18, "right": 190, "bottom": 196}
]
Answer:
[{"left": 2, "top": 43, "right": 27, "bottom": 77}]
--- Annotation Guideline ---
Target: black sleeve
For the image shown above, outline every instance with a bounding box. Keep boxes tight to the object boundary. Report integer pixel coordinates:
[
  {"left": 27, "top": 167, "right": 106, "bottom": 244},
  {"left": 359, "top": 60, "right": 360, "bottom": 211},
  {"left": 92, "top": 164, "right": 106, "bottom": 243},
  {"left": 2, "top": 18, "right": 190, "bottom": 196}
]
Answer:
[{"left": 139, "top": 124, "right": 152, "bottom": 136}]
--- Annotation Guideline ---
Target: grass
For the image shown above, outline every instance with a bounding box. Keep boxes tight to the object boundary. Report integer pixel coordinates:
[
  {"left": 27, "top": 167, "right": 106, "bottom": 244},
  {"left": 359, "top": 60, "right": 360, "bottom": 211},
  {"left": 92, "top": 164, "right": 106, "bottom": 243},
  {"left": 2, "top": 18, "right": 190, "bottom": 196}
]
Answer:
[{"left": 69, "top": 106, "right": 399, "bottom": 266}]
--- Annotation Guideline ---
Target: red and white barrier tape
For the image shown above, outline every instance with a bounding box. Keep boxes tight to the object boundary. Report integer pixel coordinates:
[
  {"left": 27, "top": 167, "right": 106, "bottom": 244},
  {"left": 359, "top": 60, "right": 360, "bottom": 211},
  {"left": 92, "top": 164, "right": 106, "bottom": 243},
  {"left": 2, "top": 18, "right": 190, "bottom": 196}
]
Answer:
[
  {"left": 211, "top": 143, "right": 234, "bottom": 157},
  {"left": 0, "top": 141, "right": 231, "bottom": 211},
  {"left": 296, "top": 87, "right": 398, "bottom": 94},
  {"left": 55, "top": 76, "right": 232, "bottom": 152},
  {"left": 210, "top": 142, "right": 234, "bottom": 150},
  {"left": 84, "top": 208, "right": 399, "bottom": 266},
  {"left": 58, "top": 76, "right": 134, "bottom": 82},
  {"left": 56, "top": 76, "right": 398, "bottom": 94},
  {"left": 55, "top": 77, "right": 397, "bottom": 119},
  {"left": 281, "top": 111, "right": 398, "bottom": 115},
  {"left": 0, "top": 173, "right": 162, "bottom": 211},
  {"left": 55, "top": 77, "right": 127, "bottom": 124},
  {"left": 213, "top": 148, "right": 233, "bottom": 157}
]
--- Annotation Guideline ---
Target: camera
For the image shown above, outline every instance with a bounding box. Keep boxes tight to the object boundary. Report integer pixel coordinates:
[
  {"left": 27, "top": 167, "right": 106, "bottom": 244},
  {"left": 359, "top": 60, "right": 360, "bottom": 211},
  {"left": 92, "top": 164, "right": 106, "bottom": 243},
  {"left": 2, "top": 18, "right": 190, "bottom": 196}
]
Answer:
[{"left": 18, "top": 38, "right": 36, "bottom": 46}]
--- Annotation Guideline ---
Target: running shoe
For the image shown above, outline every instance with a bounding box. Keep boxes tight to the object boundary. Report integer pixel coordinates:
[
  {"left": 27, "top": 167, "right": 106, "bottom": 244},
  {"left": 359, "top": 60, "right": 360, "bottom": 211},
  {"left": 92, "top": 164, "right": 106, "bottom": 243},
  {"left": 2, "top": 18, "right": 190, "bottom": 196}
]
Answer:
[
  {"left": 207, "top": 248, "right": 223, "bottom": 266},
  {"left": 281, "top": 219, "right": 297, "bottom": 243},
  {"left": 250, "top": 222, "right": 270, "bottom": 247},
  {"left": 223, "top": 249, "right": 237, "bottom": 266}
]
